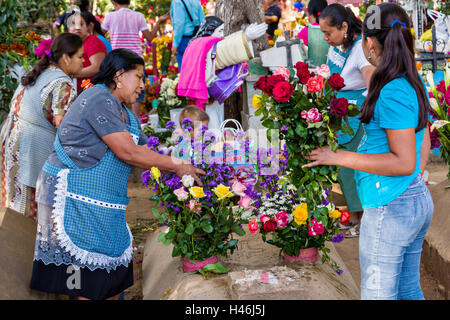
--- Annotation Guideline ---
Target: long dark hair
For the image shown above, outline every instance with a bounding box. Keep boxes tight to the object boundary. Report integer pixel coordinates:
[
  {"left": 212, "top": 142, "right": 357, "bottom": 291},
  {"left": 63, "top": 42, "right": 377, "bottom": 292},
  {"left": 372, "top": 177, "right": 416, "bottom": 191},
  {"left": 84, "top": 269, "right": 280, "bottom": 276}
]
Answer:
[
  {"left": 21, "top": 33, "right": 83, "bottom": 87},
  {"left": 319, "top": 3, "right": 361, "bottom": 50},
  {"left": 91, "top": 48, "right": 144, "bottom": 90},
  {"left": 360, "top": 3, "right": 431, "bottom": 132},
  {"left": 81, "top": 11, "right": 105, "bottom": 37},
  {"left": 307, "top": 0, "right": 328, "bottom": 21}
]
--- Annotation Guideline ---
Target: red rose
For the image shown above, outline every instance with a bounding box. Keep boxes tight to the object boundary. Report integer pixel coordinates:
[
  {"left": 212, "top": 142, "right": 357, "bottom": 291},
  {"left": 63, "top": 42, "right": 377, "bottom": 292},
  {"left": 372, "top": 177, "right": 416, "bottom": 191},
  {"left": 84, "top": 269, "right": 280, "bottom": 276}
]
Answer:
[
  {"left": 330, "top": 96, "right": 349, "bottom": 117},
  {"left": 267, "top": 74, "right": 285, "bottom": 91},
  {"left": 272, "top": 81, "right": 294, "bottom": 103},
  {"left": 263, "top": 219, "right": 278, "bottom": 232},
  {"left": 339, "top": 210, "right": 350, "bottom": 226},
  {"left": 254, "top": 75, "right": 272, "bottom": 95},
  {"left": 297, "top": 68, "right": 311, "bottom": 85},
  {"left": 294, "top": 61, "right": 309, "bottom": 72},
  {"left": 328, "top": 73, "right": 346, "bottom": 91}
]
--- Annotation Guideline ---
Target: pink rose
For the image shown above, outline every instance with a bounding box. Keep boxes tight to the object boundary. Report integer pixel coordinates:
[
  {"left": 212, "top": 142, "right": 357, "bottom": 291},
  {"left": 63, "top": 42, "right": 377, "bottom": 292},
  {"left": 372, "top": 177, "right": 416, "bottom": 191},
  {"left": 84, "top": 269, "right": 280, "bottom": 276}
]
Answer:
[
  {"left": 274, "top": 211, "right": 289, "bottom": 227},
  {"left": 238, "top": 195, "right": 252, "bottom": 210},
  {"left": 248, "top": 220, "right": 259, "bottom": 235},
  {"left": 232, "top": 181, "right": 247, "bottom": 196},
  {"left": 187, "top": 200, "right": 201, "bottom": 213},
  {"left": 174, "top": 187, "right": 188, "bottom": 201},
  {"left": 308, "top": 219, "right": 324, "bottom": 237},
  {"left": 315, "top": 64, "right": 330, "bottom": 79},
  {"left": 301, "top": 107, "right": 322, "bottom": 123},
  {"left": 273, "top": 66, "right": 291, "bottom": 81},
  {"left": 260, "top": 214, "right": 270, "bottom": 224}
]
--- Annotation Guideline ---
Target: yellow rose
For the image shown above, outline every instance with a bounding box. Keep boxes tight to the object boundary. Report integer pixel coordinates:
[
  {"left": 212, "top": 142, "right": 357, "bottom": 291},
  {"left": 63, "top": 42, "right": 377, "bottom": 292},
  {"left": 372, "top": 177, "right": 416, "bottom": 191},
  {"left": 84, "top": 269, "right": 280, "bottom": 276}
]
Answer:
[
  {"left": 212, "top": 184, "right": 234, "bottom": 200},
  {"left": 252, "top": 94, "right": 263, "bottom": 109},
  {"left": 189, "top": 186, "right": 205, "bottom": 199},
  {"left": 274, "top": 29, "right": 282, "bottom": 37},
  {"left": 150, "top": 167, "right": 161, "bottom": 179},
  {"left": 329, "top": 209, "right": 342, "bottom": 219},
  {"left": 292, "top": 203, "right": 308, "bottom": 225}
]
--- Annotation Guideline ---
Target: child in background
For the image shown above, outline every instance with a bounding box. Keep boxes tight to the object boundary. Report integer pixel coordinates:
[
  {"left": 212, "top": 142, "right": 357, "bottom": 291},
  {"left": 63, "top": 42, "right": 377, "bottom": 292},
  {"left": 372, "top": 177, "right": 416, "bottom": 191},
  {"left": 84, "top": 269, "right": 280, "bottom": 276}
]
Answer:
[
  {"left": 101, "top": 0, "right": 169, "bottom": 115},
  {"left": 167, "top": 106, "right": 210, "bottom": 162}
]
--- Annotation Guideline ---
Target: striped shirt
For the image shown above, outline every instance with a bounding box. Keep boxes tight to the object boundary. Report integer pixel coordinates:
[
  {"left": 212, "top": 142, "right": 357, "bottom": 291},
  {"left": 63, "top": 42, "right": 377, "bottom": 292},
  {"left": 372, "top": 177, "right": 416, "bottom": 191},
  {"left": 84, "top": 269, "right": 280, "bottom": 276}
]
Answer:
[{"left": 101, "top": 8, "right": 148, "bottom": 57}]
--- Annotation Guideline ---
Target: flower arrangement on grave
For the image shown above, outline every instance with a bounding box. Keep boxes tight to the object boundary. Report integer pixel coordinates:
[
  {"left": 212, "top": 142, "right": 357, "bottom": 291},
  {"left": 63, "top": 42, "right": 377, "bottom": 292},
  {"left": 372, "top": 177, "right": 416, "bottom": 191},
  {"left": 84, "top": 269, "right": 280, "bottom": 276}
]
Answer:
[
  {"left": 251, "top": 63, "right": 359, "bottom": 267},
  {"left": 242, "top": 146, "right": 345, "bottom": 273},
  {"left": 142, "top": 119, "right": 258, "bottom": 277},
  {"left": 427, "top": 67, "right": 450, "bottom": 180}
]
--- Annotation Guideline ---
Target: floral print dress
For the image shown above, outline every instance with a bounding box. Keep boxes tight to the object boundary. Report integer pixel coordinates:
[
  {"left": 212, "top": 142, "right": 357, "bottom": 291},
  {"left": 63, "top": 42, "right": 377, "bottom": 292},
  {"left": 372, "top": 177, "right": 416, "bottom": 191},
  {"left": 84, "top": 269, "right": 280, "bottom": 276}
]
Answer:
[{"left": 1, "top": 66, "right": 76, "bottom": 218}]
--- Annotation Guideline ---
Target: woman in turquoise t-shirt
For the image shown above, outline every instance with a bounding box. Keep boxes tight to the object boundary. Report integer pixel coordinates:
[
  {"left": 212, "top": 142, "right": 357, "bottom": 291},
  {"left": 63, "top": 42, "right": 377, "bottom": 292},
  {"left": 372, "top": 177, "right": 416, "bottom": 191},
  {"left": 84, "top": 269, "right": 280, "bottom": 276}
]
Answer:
[{"left": 304, "top": 3, "right": 433, "bottom": 300}]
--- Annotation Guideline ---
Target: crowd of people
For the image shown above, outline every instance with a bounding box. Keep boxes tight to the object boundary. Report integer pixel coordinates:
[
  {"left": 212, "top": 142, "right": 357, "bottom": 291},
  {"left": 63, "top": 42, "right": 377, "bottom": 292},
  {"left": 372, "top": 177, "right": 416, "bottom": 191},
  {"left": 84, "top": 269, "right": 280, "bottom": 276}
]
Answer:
[{"left": 0, "top": 0, "right": 436, "bottom": 301}]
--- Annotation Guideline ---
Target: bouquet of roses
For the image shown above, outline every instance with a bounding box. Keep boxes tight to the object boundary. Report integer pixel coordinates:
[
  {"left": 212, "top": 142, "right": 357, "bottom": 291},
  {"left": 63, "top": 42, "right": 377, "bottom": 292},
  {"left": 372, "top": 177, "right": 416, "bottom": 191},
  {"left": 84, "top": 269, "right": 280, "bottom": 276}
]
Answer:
[
  {"left": 142, "top": 119, "right": 259, "bottom": 277},
  {"left": 253, "top": 63, "right": 359, "bottom": 205},
  {"left": 427, "top": 68, "right": 450, "bottom": 180}
]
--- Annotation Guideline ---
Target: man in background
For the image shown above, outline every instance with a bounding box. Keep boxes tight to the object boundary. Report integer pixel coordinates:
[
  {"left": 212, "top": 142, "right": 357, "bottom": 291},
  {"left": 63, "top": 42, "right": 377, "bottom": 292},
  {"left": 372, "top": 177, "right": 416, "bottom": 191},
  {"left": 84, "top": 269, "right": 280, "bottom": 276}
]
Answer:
[{"left": 170, "top": 0, "right": 205, "bottom": 70}]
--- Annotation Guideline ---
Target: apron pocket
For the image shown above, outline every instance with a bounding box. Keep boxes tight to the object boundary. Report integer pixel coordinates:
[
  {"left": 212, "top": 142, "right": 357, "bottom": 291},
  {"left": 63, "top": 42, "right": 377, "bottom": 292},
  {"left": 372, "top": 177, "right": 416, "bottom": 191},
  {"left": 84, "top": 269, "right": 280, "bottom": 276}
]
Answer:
[{"left": 63, "top": 196, "right": 131, "bottom": 258}]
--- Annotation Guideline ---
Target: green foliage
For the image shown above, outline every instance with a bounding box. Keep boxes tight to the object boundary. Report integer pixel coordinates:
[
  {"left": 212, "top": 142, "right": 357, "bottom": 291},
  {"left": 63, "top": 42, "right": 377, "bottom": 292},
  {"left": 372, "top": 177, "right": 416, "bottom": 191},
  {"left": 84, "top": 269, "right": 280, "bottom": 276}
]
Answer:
[{"left": 132, "top": 0, "right": 171, "bottom": 19}]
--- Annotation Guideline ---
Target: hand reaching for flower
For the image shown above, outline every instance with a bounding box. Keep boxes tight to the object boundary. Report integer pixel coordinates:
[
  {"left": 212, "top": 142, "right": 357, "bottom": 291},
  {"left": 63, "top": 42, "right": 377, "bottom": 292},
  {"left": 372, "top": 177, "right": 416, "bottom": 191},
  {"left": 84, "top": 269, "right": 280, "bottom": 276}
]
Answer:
[
  {"left": 174, "top": 162, "right": 206, "bottom": 186},
  {"left": 302, "top": 146, "right": 340, "bottom": 168}
]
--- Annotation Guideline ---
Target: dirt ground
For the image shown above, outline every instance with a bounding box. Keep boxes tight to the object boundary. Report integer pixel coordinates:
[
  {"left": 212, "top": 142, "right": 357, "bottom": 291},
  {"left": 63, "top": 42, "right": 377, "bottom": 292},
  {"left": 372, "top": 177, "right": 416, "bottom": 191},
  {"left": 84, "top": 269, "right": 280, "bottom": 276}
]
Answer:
[{"left": 123, "top": 157, "right": 449, "bottom": 300}]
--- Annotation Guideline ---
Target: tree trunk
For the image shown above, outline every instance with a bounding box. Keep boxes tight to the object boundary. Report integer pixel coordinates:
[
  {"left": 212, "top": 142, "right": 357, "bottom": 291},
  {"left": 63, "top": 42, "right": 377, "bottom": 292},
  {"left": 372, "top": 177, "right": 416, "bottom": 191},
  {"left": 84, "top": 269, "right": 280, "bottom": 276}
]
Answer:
[{"left": 215, "top": 0, "right": 268, "bottom": 124}]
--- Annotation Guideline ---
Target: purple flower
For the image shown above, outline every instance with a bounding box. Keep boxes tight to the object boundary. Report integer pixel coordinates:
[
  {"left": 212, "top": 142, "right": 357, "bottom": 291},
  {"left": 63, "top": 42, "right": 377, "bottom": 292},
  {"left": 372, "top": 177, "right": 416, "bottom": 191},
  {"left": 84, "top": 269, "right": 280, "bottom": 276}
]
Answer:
[
  {"left": 147, "top": 136, "right": 159, "bottom": 148},
  {"left": 141, "top": 170, "right": 151, "bottom": 188},
  {"left": 201, "top": 124, "right": 209, "bottom": 134},
  {"left": 161, "top": 220, "right": 168, "bottom": 226},
  {"left": 165, "top": 121, "right": 176, "bottom": 131},
  {"left": 332, "top": 233, "right": 344, "bottom": 243},
  {"left": 281, "top": 125, "right": 287, "bottom": 131},
  {"left": 336, "top": 269, "right": 343, "bottom": 275},
  {"left": 181, "top": 118, "right": 193, "bottom": 131}
]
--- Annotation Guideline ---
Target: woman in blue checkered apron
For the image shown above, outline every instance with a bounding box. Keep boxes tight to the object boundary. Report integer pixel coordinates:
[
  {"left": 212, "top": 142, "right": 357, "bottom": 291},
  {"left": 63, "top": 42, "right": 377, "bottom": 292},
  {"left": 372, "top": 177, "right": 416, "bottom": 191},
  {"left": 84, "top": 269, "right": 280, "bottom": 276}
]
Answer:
[{"left": 30, "top": 49, "right": 205, "bottom": 300}]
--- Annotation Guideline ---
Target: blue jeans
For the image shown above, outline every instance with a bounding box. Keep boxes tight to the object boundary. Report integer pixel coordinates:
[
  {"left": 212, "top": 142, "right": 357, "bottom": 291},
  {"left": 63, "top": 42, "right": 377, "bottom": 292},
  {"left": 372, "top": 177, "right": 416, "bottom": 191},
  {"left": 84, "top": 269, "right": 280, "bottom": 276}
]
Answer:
[
  {"left": 176, "top": 37, "right": 192, "bottom": 71},
  {"left": 359, "top": 174, "right": 434, "bottom": 300}
]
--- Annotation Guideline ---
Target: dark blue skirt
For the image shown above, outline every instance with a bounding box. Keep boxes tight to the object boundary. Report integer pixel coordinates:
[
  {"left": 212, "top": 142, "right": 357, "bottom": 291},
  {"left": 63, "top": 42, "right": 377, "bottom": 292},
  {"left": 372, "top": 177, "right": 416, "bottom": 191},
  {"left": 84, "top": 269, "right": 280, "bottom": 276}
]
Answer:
[{"left": 30, "top": 260, "right": 133, "bottom": 300}]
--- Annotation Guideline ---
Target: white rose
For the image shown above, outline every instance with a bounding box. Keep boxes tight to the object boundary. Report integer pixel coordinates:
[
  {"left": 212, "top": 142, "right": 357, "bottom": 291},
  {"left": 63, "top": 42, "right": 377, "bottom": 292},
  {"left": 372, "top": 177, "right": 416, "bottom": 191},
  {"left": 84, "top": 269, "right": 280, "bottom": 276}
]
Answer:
[{"left": 181, "top": 175, "right": 195, "bottom": 188}]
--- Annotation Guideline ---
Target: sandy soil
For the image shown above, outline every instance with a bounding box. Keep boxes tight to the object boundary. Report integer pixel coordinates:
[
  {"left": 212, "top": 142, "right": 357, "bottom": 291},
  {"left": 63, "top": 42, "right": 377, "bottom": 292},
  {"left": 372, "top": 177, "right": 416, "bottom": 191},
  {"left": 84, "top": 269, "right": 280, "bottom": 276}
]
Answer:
[{"left": 123, "top": 157, "right": 449, "bottom": 300}]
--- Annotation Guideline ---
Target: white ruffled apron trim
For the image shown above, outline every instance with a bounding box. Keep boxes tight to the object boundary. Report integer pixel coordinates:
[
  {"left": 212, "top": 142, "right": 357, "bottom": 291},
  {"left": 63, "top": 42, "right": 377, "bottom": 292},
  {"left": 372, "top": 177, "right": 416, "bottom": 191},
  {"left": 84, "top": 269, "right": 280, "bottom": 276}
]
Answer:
[{"left": 51, "top": 169, "right": 134, "bottom": 268}]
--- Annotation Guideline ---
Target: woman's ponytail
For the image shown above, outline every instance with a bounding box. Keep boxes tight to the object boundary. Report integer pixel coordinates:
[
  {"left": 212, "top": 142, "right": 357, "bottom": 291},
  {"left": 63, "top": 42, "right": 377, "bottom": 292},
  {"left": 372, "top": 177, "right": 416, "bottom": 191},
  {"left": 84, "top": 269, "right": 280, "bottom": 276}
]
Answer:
[
  {"left": 361, "top": 3, "right": 431, "bottom": 132},
  {"left": 21, "top": 54, "right": 52, "bottom": 87}
]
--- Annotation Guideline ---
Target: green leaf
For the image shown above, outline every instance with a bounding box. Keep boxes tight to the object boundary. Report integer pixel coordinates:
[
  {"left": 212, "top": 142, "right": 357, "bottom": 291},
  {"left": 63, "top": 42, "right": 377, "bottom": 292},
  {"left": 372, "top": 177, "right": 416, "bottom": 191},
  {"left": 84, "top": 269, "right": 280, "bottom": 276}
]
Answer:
[
  {"left": 157, "top": 233, "right": 166, "bottom": 243},
  {"left": 200, "top": 262, "right": 229, "bottom": 274},
  {"left": 152, "top": 207, "right": 161, "bottom": 219},
  {"left": 202, "top": 224, "right": 214, "bottom": 233},
  {"left": 341, "top": 123, "right": 354, "bottom": 137},
  {"left": 185, "top": 223, "right": 195, "bottom": 235},
  {"left": 295, "top": 124, "right": 307, "bottom": 138}
]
